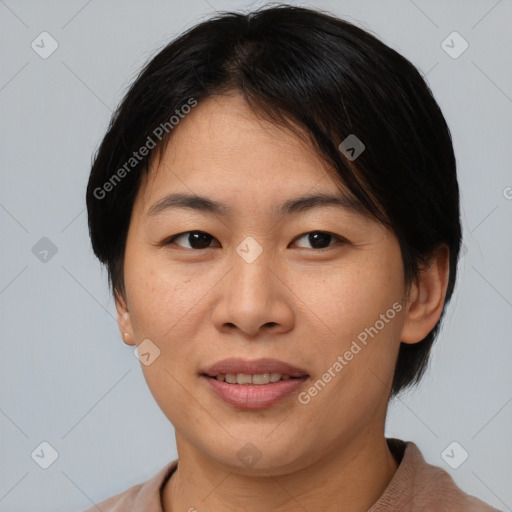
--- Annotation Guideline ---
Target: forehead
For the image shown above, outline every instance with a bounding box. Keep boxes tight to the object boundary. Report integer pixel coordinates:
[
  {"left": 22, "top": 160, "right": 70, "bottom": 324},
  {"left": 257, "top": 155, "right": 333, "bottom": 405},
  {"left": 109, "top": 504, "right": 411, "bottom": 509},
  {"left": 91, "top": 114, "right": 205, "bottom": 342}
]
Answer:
[
  {"left": 168, "top": 93, "right": 328, "bottom": 170},
  {"left": 135, "top": 92, "right": 358, "bottom": 217}
]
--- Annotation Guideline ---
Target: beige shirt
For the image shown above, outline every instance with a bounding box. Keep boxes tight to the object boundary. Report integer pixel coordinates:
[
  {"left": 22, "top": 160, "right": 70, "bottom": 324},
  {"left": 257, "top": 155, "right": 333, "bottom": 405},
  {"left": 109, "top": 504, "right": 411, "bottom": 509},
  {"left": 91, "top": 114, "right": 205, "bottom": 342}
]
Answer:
[{"left": 83, "top": 438, "right": 500, "bottom": 511}]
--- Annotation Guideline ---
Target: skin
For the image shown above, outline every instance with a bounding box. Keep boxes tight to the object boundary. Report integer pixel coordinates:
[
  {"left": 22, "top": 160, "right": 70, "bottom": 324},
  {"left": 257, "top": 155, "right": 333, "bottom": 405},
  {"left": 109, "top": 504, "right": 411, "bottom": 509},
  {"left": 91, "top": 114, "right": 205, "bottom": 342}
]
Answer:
[{"left": 115, "top": 90, "right": 450, "bottom": 512}]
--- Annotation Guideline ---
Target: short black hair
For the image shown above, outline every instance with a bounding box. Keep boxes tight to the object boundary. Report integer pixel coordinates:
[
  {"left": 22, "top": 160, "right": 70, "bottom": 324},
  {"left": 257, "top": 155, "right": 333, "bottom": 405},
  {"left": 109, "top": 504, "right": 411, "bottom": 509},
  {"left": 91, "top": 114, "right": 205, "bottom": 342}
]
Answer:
[{"left": 86, "top": 3, "right": 462, "bottom": 398}]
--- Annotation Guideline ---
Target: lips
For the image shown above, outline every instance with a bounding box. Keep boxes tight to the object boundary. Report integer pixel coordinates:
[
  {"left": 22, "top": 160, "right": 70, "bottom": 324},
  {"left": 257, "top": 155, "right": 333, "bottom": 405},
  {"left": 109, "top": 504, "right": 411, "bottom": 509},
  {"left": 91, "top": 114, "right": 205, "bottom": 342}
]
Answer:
[
  {"left": 202, "top": 357, "right": 309, "bottom": 378},
  {"left": 200, "top": 358, "right": 309, "bottom": 409}
]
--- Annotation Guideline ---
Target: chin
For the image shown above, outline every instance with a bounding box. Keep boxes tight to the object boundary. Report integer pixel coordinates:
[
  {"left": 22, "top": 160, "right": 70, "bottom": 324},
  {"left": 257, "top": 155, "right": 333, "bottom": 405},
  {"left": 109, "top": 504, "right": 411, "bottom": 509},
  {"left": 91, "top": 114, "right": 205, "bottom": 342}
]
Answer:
[{"left": 200, "top": 433, "right": 317, "bottom": 475}]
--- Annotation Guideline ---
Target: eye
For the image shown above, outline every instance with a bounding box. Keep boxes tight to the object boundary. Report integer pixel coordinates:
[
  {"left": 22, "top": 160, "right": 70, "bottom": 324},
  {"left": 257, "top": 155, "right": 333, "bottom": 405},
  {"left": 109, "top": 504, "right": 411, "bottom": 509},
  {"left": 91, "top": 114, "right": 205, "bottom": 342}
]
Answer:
[
  {"left": 162, "top": 230, "right": 346, "bottom": 251},
  {"left": 163, "top": 231, "right": 220, "bottom": 250},
  {"left": 291, "top": 231, "right": 346, "bottom": 250}
]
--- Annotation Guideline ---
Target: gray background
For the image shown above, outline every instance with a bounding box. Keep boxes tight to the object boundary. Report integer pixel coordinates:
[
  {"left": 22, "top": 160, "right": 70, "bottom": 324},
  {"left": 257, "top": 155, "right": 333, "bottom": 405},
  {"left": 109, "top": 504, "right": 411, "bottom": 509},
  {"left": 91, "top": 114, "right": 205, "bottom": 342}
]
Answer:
[{"left": 1, "top": 0, "right": 511, "bottom": 511}]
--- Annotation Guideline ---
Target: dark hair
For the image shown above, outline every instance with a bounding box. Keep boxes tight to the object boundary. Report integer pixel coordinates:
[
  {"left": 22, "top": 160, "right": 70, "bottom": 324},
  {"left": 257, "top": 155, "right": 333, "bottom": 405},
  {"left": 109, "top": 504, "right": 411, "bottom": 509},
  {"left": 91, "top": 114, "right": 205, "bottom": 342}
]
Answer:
[{"left": 86, "top": 3, "right": 461, "bottom": 398}]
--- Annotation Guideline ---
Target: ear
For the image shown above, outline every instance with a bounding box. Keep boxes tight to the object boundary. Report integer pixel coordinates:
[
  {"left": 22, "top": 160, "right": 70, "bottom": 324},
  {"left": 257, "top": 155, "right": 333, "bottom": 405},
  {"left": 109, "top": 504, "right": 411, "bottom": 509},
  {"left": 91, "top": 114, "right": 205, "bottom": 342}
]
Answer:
[
  {"left": 400, "top": 244, "right": 450, "bottom": 344},
  {"left": 114, "top": 290, "right": 136, "bottom": 346}
]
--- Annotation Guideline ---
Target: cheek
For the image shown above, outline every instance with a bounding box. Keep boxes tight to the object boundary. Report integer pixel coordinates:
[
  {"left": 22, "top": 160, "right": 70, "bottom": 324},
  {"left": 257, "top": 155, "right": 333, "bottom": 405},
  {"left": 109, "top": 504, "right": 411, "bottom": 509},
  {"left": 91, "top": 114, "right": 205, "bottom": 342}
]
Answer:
[
  {"left": 291, "top": 247, "right": 405, "bottom": 411},
  {"left": 295, "top": 251, "right": 404, "bottom": 346},
  {"left": 124, "top": 258, "right": 221, "bottom": 409},
  {"left": 127, "top": 266, "right": 206, "bottom": 419},
  {"left": 125, "top": 257, "right": 202, "bottom": 340}
]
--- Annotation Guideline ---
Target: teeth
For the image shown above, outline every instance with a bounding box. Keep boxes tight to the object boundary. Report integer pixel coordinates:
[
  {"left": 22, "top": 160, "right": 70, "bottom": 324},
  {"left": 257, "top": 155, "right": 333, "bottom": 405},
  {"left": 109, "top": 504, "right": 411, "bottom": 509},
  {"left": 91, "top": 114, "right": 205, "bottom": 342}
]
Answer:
[
  {"left": 213, "top": 373, "right": 295, "bottom": 385},
  {"left": 252, "top": 373, "right": 270, "bottom": 385},
  {"left": 236, "top": 373, "right": 252, "bottom": 385}
]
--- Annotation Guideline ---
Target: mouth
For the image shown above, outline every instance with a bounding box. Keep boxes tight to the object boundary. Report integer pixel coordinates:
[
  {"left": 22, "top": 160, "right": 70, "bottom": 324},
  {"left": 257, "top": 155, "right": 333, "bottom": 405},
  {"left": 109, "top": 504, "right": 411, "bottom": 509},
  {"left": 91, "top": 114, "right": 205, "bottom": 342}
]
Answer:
[
  {"left": 208, "top": 372, "right": 300, "bottom": 385},
  {"left": 200, "top": 358, "right": 309, "bottom": 409}
]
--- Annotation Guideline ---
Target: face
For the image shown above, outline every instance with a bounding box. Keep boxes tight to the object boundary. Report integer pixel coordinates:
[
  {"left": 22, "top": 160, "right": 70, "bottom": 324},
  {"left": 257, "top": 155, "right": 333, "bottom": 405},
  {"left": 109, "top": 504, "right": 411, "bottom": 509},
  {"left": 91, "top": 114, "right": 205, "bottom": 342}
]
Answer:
[{"left": 117, "top": 91, "right": 412, "bottom": 475}]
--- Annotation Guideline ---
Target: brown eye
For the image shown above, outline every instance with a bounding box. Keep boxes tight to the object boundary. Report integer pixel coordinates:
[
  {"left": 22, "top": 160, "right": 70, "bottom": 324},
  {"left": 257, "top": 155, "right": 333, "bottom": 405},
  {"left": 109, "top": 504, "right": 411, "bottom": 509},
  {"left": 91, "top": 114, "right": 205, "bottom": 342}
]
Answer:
[
  {"left": 165, "top": 231, "right": 219, "bottom": 249},
  {"left": 292, "top": 231, "right": 344, "bottom": 249}
]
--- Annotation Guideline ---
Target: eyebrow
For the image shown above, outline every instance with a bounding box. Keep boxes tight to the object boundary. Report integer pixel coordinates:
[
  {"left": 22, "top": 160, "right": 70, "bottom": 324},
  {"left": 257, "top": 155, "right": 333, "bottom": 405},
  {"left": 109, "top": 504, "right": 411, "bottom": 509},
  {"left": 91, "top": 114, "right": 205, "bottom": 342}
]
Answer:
[{"left": 147, "top": 191, "right": 368, "bottom": 218}]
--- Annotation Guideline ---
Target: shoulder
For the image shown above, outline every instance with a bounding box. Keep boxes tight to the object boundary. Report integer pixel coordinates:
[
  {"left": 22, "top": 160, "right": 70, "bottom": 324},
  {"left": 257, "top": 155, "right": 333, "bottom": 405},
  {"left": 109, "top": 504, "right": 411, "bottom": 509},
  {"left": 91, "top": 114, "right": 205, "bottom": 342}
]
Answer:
[
  {"left": 372, "top": 439, "right": 500, "bottom": 512},
  {"left": 80, "top": 460, "right": 177, "bottom": 512},
  {"left": 81, "top": 482, "right": 144, "bottom": 512},
  {"left": 409, "top": 442, "right": 498, "bottom": 511}
]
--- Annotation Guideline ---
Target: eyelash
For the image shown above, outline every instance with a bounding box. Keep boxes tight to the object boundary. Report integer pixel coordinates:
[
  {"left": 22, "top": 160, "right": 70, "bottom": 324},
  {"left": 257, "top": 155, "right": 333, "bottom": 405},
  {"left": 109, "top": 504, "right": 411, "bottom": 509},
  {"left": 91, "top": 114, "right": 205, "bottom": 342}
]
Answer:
[{"left": 161, "top": 230, "right": 348, "bottom": 251}]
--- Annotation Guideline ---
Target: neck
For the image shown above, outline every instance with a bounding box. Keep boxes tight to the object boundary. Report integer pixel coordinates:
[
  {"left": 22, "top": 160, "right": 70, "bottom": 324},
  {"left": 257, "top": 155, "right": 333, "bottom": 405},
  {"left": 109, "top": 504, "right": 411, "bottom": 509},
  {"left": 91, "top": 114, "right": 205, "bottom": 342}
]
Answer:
[{"left": 162, "top": 431, "right": 398, "bottom": 512}]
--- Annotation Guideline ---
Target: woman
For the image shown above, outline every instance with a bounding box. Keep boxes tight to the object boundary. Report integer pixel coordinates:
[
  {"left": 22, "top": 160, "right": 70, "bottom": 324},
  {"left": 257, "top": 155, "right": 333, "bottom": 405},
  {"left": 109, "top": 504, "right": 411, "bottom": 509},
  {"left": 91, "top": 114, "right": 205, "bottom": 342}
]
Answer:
[{"left": 84, "top": 4, "right": 499, "bottom": 511}]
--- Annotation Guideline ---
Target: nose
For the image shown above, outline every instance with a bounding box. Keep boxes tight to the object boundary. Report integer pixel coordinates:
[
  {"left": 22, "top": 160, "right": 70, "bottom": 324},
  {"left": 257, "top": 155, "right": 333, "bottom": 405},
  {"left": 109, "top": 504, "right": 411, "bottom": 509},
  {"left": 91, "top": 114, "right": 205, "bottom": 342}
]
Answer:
[{"left": 211, "top": 247, "right": 295, "bottom": 338}]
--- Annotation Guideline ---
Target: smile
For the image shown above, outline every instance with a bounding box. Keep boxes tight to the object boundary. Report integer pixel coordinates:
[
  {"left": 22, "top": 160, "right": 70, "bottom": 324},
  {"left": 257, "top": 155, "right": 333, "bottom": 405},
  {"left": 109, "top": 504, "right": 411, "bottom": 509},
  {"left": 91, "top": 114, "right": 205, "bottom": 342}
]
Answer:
[
  {"left": 202, "top": 374, "right": 309, "bottom": 409},
  {"left": 212, "top": 373, "right": 297, "bottom": 385}
]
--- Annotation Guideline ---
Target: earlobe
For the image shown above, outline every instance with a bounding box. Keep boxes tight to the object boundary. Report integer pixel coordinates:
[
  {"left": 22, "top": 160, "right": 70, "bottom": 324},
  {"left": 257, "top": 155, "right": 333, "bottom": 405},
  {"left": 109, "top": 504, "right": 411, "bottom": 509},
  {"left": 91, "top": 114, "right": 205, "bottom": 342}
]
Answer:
[
  {"left": 400, "top": 245, "right": 450, "bottom": 344},
  {"left": 115, "top": 292, "right": 136, "bottom": 346}
]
